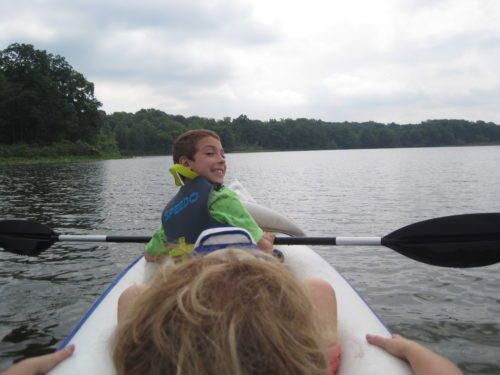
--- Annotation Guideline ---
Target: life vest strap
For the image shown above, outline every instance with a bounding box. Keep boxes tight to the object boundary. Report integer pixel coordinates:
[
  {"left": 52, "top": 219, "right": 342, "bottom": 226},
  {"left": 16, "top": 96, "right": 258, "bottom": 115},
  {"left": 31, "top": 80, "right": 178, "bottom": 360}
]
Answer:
[{"left": 169, "top": 164, "right": 198, "bottom": 186}]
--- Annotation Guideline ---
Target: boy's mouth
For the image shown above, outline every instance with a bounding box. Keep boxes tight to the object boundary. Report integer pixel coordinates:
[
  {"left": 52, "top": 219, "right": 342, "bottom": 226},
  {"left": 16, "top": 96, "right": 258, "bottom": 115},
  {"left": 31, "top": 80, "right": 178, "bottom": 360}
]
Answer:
[{"left": 213, "top": 169, "right": 225, "bottom": 176}]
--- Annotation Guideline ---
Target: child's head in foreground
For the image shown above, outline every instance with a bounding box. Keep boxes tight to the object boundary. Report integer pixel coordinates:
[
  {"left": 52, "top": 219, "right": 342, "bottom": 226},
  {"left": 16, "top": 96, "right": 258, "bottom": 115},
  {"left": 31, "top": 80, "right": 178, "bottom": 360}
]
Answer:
[
  {"left": 113, "top": 248, "right": 330, "bottom": 375},
  {"left": 172, "top": 129, "right": 226, "bottom": 184}
]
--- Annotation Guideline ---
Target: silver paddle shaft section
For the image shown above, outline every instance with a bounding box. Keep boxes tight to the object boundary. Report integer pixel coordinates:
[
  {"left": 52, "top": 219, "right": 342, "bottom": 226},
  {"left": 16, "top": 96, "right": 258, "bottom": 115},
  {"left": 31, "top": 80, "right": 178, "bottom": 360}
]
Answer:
[{"left": 336, "top": 237, "right": 381, "bottom": 246}]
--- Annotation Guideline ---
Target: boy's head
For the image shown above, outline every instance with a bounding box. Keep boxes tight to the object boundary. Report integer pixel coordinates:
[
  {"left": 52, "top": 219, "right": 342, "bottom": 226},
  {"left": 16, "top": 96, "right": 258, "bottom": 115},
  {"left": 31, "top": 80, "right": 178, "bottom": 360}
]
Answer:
[
  {"left": 172, "top": 129, "right": 220, "bottom": 164},
  {"left": 172, "top": 129, "right": 226, "bottom": 184}
]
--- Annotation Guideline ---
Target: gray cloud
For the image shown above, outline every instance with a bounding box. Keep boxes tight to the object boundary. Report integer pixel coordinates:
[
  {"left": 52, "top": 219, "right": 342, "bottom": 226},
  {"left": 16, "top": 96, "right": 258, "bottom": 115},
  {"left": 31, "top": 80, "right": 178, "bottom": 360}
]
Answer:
[
  {"left": 1, "top": 0, "right": 277, "bottom": 88},
  {"left": 1, "top": 0, "right": 499, "bottom": 123}
]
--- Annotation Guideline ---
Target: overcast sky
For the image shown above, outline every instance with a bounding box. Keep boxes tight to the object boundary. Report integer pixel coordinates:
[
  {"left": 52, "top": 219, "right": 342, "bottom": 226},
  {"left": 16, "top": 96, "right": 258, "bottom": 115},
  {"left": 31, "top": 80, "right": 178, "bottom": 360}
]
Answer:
[{"left": 1, "top": 0, "right": 499, "bottom": 124}]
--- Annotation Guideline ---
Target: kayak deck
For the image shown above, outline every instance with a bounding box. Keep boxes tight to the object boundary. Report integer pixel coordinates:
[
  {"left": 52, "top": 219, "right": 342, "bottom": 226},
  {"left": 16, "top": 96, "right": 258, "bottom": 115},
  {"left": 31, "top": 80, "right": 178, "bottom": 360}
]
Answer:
[{"left": 49, "top": 182, "right": 412, "bottom": 375}]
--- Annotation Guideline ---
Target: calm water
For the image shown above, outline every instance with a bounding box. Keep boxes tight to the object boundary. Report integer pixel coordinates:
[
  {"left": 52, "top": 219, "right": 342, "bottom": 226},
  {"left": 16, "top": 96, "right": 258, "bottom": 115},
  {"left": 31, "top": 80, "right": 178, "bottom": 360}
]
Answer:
[{"left": 1, "top": 146, "right": 499, "bottom": 374}]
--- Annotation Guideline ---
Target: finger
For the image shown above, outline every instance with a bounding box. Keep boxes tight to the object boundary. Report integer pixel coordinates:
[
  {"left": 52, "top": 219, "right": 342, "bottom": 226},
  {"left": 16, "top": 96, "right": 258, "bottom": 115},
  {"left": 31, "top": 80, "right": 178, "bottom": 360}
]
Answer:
[
  {"left": 36, "top": 344, "right": 75, "bottom": 373},
  {"left": 366, "top": 334, "right": 389, "bottom": 348}
]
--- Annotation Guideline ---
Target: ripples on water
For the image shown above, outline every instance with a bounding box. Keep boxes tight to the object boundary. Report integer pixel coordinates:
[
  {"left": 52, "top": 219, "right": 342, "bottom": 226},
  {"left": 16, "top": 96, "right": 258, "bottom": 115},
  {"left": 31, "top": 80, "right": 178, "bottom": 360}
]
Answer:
[{"left": 1, "top": 146, "right": 499, "bottom": 374}]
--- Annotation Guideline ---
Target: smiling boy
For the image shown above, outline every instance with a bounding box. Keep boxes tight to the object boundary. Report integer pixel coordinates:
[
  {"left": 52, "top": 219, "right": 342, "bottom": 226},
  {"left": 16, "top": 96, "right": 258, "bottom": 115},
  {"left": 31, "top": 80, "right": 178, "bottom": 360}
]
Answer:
[{"left": 145, "top": 129, "right": 274, "bottom": 261}]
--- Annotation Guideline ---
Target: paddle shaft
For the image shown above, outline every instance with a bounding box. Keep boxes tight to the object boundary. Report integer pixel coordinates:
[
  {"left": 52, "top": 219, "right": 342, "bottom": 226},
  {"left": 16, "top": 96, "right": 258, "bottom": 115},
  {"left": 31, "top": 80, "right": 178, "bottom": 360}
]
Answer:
[
  {"left": 58, "top": 235, "right": 382, "bottom": 246},
  {"left": 2, "top": 213, "right": 500, "bottom": 267}
]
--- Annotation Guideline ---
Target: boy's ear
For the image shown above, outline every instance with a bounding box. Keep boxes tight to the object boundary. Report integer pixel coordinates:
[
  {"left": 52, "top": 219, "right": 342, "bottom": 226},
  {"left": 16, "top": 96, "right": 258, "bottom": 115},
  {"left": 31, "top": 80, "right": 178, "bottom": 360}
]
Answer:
[{"left": 179, "top": 156, "right": 190, "bottom": 167}]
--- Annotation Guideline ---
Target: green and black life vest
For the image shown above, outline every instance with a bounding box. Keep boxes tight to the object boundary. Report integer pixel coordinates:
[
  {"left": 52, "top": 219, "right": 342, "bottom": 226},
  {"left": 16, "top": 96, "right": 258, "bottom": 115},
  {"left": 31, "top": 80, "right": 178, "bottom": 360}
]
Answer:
[{"left": 161, "top": 176, "right": 221, "bottom": 245}]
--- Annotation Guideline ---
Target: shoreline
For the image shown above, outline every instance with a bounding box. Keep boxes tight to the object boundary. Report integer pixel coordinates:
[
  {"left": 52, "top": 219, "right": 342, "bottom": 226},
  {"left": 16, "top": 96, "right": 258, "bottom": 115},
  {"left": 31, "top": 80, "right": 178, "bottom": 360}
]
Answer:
[
  {"left": 0, "top": 153, "right": 124, "bottom": 166},
  {"left": 1, "top": 143, "right": 499, "bottom": 166}
]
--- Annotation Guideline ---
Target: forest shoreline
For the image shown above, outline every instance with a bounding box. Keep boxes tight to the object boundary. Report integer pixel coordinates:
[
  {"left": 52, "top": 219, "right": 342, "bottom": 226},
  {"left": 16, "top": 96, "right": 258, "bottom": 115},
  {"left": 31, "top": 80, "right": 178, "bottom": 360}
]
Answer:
[{"left": 2, "top": 142, "right": 498, "bottom": 166}]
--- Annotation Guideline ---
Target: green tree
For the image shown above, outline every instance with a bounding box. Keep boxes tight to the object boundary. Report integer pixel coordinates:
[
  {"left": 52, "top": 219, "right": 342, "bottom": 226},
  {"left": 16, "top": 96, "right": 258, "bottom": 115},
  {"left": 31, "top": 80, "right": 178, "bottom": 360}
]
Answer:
[{"left": 0, "top": 43, "right": 102, "bottom": 145}]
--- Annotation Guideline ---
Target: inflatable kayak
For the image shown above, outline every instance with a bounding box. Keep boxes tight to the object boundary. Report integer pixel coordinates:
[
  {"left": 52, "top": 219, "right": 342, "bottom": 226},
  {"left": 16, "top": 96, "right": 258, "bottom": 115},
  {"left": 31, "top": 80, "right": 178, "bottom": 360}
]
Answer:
[{"left": 49, "top": 181, "right": 412, "bottom": 375}]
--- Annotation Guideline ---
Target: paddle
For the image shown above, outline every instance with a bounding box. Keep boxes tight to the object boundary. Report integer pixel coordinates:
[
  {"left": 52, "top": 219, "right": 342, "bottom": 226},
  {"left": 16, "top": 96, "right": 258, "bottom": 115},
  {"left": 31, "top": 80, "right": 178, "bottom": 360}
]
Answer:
[
  {"left": 1, "top": 213, "right": 499, "bottom": 267},
  {"left": 274, "top": 213, "right": 500, "bottom": 268}
]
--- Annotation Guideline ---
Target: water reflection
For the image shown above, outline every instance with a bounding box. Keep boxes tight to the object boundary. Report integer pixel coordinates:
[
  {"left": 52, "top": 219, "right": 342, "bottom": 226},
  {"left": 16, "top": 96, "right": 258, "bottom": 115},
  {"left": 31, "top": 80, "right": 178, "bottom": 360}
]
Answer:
[
  {"left": 1, "top": 147, "right": 499, "bottom": 374},
  {"left": 0, "top": 162, "right": 105, "bottom": 229},
  {"left": 1, "top": 161, "right": 110, "bottom": 367}
]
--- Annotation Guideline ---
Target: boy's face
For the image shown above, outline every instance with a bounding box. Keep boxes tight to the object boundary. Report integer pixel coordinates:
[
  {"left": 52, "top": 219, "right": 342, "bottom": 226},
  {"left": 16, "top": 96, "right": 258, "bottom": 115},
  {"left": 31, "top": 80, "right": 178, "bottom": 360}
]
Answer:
[{"left": 180, "top": 136, "right": 226, "bottom": 184}]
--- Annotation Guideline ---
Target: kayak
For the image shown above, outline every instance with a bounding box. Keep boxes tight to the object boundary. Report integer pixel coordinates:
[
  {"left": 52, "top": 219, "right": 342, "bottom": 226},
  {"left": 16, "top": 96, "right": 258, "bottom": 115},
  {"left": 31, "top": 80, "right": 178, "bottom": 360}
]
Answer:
[{"left": 49, "top": 181, "right": 412, "bottom": 375}]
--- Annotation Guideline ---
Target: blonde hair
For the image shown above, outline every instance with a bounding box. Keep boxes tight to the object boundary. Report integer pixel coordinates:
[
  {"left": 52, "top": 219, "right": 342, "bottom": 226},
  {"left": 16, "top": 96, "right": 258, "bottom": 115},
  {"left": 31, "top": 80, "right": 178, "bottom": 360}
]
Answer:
[{"left": 112, "top": 249, "right": 331, "bottom": 375}]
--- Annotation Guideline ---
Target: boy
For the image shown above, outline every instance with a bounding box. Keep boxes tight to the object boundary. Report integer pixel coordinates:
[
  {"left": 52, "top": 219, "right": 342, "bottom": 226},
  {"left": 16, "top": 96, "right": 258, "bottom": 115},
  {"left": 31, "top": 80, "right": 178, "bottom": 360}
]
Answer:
[{"left": 144, "top": 129, "right": 274, "bottom": 261}]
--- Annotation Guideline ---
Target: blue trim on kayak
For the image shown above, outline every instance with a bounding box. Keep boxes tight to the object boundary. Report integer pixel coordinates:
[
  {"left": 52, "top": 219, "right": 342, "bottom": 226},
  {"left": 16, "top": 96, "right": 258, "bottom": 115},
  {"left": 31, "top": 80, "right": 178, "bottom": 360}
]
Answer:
[{"left": 58, "top": 255, "right": 144, "bottom": 349}]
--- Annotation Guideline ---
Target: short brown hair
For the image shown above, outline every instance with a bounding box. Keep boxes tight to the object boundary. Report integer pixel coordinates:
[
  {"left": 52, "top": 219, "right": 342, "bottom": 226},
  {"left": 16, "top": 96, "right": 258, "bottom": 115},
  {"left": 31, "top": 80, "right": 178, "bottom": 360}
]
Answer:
[
  {"left": 172, "top": 129, "right": 220, "bottom": 164},
  {"left": 113, "top": 249, "right": 330, "bottom": 375}
]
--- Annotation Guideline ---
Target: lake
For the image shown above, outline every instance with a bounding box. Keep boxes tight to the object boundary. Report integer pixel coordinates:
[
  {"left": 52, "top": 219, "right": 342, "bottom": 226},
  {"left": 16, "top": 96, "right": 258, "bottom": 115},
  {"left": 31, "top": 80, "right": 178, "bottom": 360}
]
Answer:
[{"left": 1, "top": 146, "right": 499, "bottom": 374}]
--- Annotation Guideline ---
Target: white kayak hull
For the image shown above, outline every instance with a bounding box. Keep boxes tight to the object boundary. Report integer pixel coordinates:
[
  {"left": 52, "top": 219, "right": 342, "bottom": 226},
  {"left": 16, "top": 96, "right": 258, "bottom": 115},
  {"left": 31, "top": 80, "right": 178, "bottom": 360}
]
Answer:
[{"left": 50, "top": 183, "right": 412, "bottom": 375}]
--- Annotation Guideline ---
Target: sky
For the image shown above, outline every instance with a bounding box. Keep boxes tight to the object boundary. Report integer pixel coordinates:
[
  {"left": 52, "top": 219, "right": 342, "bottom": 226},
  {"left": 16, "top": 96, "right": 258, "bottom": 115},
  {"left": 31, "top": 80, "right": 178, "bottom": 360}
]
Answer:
[{"left": 1, "top": 0, "right": 500, "bottom": 124}]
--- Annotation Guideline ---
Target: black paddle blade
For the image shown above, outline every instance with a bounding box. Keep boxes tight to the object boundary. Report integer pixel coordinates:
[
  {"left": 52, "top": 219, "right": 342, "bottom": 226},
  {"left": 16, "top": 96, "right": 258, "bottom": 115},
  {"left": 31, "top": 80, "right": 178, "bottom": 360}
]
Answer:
[
  {"left": 382, "top": 213, "right": 500, "bottom": 268},
  {"left": 0, "top": 220, "right": 57, "bottom": 256}
]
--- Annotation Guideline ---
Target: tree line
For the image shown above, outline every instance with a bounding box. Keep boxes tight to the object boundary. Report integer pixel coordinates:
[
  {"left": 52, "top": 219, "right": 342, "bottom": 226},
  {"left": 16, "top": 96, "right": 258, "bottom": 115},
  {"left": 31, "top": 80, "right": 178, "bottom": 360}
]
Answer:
[
  {"left": 106, "top": 111, "right": 500, "bottom": 155},
  {"left": 1, "top": 43, "right": 500, "bottom": 159}
]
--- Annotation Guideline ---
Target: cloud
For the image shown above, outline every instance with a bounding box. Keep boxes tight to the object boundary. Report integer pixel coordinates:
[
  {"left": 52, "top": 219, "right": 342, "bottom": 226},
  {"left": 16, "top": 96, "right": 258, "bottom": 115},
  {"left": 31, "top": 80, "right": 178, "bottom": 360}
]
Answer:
[
  {"left": 1, "top": 0, "right": 277, "bottom": 83},
  {"left": 1, "top": 0, "right": 500, "bottom": 123}
]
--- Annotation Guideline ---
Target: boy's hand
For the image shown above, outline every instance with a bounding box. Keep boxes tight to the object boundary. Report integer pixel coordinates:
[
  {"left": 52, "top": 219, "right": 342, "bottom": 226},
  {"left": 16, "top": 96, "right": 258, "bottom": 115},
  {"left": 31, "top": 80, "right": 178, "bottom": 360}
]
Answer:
[
  {"left": 258, "top": 232, "right": 275, "bottom": 253},
  {"left": 144, "top": 249, "right": 162, "bottom": 262}
]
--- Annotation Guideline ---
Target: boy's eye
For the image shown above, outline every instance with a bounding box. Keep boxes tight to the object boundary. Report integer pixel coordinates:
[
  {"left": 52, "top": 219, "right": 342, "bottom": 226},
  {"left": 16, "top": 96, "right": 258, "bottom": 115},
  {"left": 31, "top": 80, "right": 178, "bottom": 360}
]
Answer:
[{"left": 203, "top": 150, "right": 224, "bottom": 158}]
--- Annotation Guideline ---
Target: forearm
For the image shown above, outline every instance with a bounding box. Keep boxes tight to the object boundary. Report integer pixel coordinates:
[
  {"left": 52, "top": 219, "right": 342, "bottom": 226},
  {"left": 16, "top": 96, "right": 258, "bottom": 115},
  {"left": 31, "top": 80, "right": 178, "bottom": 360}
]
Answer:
[
  {"left": 402, "top": 341, "right": 463, "bottom": 375},
  {"left": 366, "top": 334, "right": 463, "bottom": 375},
  {"left": 1, "top": 344, "right": 75, "bottom": 375}
]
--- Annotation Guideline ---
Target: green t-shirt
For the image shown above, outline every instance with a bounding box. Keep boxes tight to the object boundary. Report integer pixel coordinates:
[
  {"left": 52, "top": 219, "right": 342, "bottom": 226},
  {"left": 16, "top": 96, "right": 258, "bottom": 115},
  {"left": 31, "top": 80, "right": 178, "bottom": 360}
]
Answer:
[{"left": 146, "top": 186, "right": 263, "bottom": 256}]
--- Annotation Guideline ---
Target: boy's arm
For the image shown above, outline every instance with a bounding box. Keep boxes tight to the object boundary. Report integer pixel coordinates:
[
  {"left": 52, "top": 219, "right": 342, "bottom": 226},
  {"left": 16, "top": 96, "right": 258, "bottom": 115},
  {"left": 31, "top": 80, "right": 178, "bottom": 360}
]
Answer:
[
  {"left": 144, "top": 225, "right": 167, "bottom": 262},
  {"left": 210, "top": 188, "right": 274, "bottom": 251},
  {"left": 366, "top": 334, "right": 463, "bottom": 375}
]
